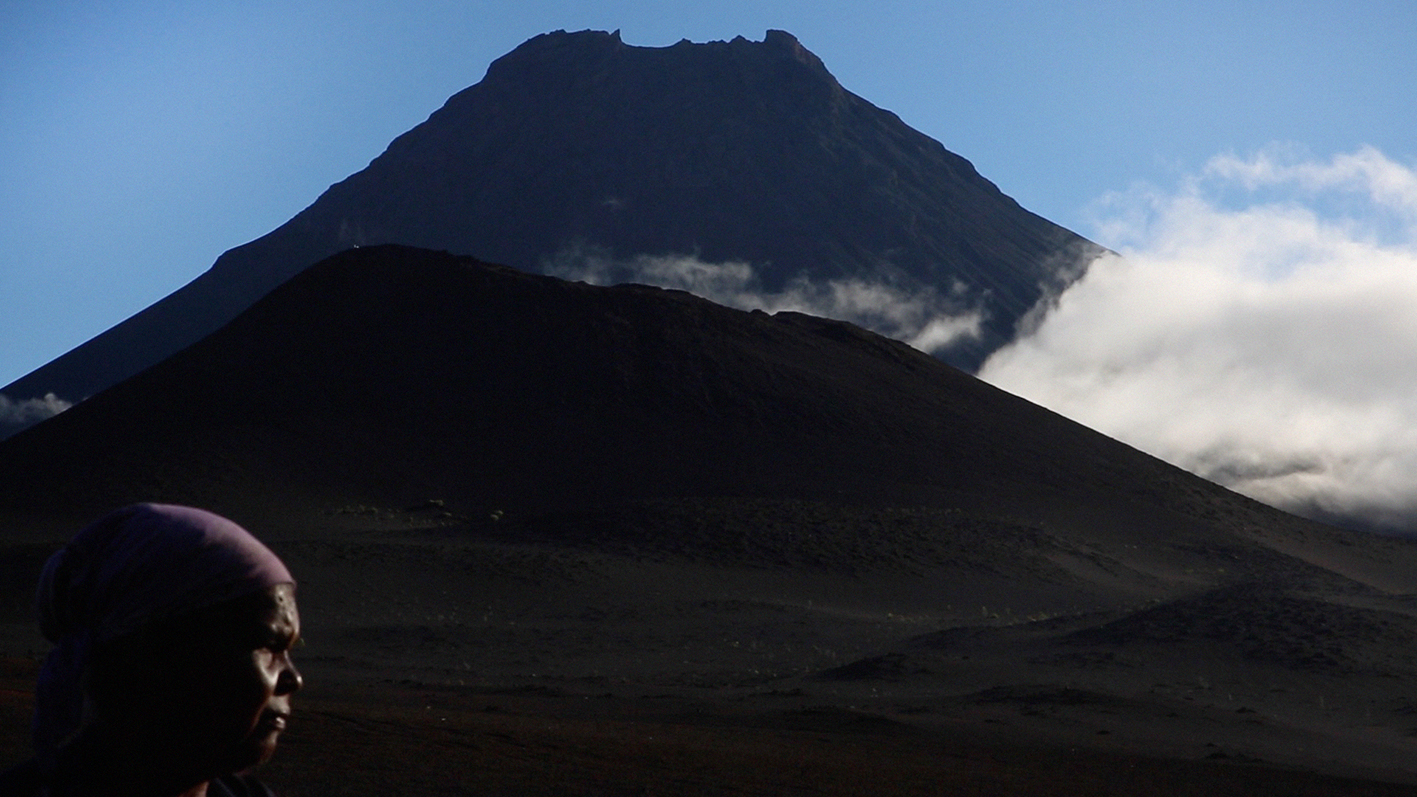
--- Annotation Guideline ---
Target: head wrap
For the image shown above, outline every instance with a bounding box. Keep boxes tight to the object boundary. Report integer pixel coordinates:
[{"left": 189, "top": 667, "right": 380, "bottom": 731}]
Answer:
[{"left": 32, "top": 504, "right": 294, "bottom": 758}]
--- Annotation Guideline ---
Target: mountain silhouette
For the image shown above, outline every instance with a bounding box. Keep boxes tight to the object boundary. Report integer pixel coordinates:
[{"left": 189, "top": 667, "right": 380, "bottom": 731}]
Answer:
[{"left": 1, "top": 29, "right": 1100, "bottom": 438}]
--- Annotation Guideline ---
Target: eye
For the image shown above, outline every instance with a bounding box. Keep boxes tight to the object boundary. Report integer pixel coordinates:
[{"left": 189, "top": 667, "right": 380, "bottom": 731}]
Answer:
[{"left": 267, "top": 636, "right": 292, "bottom": 653}]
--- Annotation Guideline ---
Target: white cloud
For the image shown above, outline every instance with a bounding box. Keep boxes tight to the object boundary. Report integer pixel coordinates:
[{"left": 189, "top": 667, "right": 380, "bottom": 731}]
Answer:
[
  {"left": 980, "top": 145, "right": 1417, "bottom": 530},
  {"left": 547, "top": 249, "right": 983, "bottom": 355},
  {"left": 0, "top": 392, "right": 73, "bottom": 430},
  {"left": 1205, "top": 144, "right": 1417, "bottom": 219}
]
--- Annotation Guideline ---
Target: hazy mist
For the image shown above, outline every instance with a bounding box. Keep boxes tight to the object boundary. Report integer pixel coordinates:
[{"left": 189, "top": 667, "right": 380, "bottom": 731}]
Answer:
[
  {"left": 982, "top": 145, "right": 1417, "bottom": 530},
  {"left": 548, "top": 250, "right": 984, "bottom": 355}
]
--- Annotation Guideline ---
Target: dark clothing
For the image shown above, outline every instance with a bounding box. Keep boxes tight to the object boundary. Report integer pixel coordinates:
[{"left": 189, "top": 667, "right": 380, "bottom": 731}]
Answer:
[{"left": 0, "top": 757, "right": 277, "bottom": 796}]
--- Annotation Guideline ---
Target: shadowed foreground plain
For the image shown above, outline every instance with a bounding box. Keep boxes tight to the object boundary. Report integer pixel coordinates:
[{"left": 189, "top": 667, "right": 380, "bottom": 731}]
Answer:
[{"left": 5, "top": 247, "right": 1417, "bottom": 793}]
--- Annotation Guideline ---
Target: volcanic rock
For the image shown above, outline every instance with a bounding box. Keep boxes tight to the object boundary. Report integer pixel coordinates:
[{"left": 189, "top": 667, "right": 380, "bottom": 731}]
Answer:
[
  {"left": 7, "top": 246, "right": 1417, "bottom": 793},
  {"left": 0, "top": 245, "right": 1258, "bottom": 537}
]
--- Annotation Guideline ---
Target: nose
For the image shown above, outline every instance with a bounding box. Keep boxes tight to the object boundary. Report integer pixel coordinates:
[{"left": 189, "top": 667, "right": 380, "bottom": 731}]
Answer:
[{"left": 276, "top": 654, "right": 303, "bottom": 696}]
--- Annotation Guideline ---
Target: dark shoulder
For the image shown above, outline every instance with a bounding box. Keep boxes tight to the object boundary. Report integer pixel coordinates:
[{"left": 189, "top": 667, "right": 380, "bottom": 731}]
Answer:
[
  {"left": 0, "top": 758, "right": 278, "bottom": 797},
  {"left": 210, "top": 772, "right": 279, "bottom": 797},
  {"left": 0, "top": 758, "right": 43, "bottom": 795}
]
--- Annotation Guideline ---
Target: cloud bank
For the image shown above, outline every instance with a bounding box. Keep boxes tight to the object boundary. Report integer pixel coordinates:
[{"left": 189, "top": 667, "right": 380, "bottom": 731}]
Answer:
[
  {"left": 981, "top": 145, "right": 1417, "bottom": 530},
  {"left": 548, "top": 250, "right": 982, "bottom": 355}
]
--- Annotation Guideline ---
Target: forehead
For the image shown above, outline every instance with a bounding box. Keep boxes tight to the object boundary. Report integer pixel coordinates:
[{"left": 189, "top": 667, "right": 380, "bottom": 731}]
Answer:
[
  {"left": 243, "top": 584, "right": 298, "bottom": 627},
  {"left": 182, "top": 584, "right": 299, "bottom": 640},
  {"left": 266, "top": 583, "right": 298, "bottom": 617}
]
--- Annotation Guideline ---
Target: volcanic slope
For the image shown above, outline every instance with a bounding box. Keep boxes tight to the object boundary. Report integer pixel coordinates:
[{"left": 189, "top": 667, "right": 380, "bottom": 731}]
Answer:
[
  {"left": 0, "top": 245, "right": 1294, "bottom": 540},
  {"left": 2, "top": 29, "right": 1102, "bottom": 435},
  {"left": 0, "top": 244, "right": 1405, "bottom": 592},
  {"left": 6, "top": 246, "right": 1417, "bottom": 791}
]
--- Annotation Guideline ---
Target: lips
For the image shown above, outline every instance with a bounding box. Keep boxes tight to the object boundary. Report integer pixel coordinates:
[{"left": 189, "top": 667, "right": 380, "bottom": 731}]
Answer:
[{"left": 257, "top": 712, "right": 289, "bottom": 733}]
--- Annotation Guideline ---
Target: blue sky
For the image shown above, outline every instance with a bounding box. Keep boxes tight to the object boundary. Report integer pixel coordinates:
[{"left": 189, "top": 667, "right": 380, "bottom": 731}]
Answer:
[{"left": 4, "top": 1, "right": 1417, "bottom": 523}]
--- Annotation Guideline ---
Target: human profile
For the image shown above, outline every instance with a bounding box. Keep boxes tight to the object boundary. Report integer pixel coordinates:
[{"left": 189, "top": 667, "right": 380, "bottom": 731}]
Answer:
[{"left": 0, "top": 503, "right": 302, "bottom": 796}]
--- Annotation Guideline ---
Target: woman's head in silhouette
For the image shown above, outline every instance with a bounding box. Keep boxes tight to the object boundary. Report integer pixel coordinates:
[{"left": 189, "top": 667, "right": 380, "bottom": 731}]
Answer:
[{"left": 31, "top": 503, "right": 302, "bottom": 792}]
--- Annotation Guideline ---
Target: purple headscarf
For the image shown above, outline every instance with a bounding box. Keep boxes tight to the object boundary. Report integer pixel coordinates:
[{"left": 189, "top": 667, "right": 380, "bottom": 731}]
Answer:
[{"left": 32, "top": 504, "right": 293, "bottom": 757}]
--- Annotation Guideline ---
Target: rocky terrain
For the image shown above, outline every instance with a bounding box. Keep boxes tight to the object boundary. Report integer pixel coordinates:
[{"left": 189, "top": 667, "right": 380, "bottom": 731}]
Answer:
[{"left": 4, "top": 246, "right": 1417, "bottom": 794}]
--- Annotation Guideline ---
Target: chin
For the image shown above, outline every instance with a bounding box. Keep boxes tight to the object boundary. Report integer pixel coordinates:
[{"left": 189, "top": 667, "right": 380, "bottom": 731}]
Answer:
[{"left": 229, "top": 733, "right": 281, "bottom": 773}]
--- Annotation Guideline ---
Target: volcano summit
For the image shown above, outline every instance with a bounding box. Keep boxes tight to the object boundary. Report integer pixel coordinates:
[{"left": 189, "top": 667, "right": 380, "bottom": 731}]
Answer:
[{"left": 2, "top": 29, "right": 1099, "bottom": 437}]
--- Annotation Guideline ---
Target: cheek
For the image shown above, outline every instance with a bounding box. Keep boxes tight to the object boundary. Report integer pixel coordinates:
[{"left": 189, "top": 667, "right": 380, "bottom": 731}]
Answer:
[
  {"left": 199, "top": 652, "right": 280, "bottom": 734},
  {"left": 240, "top": 651, "right": 282, "bottom": 709},
  {"left": 214, "top": 655, "right": 288, "bottom": 769}
]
